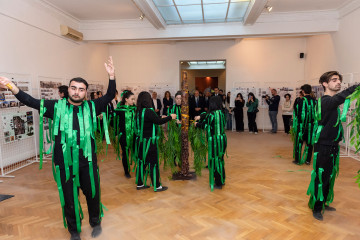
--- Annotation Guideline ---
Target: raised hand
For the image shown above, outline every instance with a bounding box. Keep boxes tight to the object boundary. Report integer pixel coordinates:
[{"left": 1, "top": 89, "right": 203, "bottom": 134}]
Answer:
[
  {"left": 0, "top": 76, "right": 19, "bottom": 94},
  {"left": 0, "top": 76, "right": 11, "bottom": 89},
  {"left": 104, "top": 56, "right": 115, "bottom": 79}
]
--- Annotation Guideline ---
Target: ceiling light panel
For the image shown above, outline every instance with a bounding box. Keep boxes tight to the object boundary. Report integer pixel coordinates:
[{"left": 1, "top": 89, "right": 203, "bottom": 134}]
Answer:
[
  {"left": 153, "top": 0, "right": 174, "bottom": 6},
  {"left": 153, "top": 0, "right": 250, "bottom": 24},
  {"left": 174, "top": 0, "right": 201, "bottom": 5},
  {"left": 177, "top": 4, "right": 203, "bottom": 21},
  {"left": 157, "top": 6, "right": 181, "bottom": 22},
  {"left": 228, "top": 1, "right": 250, "bottom": 19},
  {"left": 203, "top": 3, "right": 228, "bottom": 20}
]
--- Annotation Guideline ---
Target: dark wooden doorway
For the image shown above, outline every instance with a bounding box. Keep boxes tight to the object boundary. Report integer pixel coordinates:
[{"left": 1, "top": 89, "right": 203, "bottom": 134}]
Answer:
[{"left": 195, "top": 77, "right": 218, "bottom": 93}]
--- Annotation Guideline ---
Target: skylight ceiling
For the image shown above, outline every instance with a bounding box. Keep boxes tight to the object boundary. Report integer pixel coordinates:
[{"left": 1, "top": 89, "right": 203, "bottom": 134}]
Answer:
[{"left": 152, "top": 0, "right": 251, "bottom": 25}]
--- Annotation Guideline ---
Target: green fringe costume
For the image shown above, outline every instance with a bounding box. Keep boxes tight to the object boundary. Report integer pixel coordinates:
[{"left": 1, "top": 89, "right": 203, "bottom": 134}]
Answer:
[
  {"left": 293, "top": 96, "right": 316, "bottom": 165},
  {"left": 113, "top": 104, "right": 136, "bottom": 175},
  {"left": 197, "top": 110, "right": 227, "bottom": 191},
  {"left": 39, "top": 98, "right": 109, "bottom": 233},
  {"left": 14, "top": 80, "right": 115, "bottom": 234},
  {"left": 133, "top": 108, "right": 172, "bottom": 191},
  {"left": 307, "top": 84, "right": 360, "bottom": 212}
]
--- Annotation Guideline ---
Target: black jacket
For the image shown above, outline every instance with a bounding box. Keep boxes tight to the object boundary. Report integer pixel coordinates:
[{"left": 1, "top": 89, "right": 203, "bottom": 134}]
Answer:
[{"left": 266, "top": 95, "right": 280, "bottom": 111}]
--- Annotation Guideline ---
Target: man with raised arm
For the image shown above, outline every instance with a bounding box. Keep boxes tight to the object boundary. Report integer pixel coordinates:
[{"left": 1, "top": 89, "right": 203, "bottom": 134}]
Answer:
[
  {"left": 0, "top": 56, "right": 116, "bottom": 240},
  {"left": 307, "top": 71, "right": 359, "bottom": 221}
]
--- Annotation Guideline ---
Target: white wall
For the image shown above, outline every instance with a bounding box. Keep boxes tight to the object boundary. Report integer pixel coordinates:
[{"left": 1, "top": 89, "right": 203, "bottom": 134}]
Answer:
[
  {"left": 305, "top": 7, "right": 360, "bottom": 85},
  {"left": 110, "top": 38, "right": 306, "bottom": 91},
  {"left": 333, "top": 7, "right": 360, "bottom": 82},
  {"left": 304, "top": 34, "right": 338, "bottom": 85}
]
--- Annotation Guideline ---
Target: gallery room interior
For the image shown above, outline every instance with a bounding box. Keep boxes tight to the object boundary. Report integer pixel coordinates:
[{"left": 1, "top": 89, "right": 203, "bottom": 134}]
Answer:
[{"left": 1, "top": 0, "right": 360, "bottom": 239}]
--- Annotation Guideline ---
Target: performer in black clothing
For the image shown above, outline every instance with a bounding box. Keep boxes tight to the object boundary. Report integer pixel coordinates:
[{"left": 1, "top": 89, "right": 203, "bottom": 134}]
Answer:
[
  {"left": 195, "top": 96, "right": 227, "bottom": 191},
  {"left": 133, "top": 92, "right": 176, "bottom": 192},
  {"left": 293, "top": 84, "right": 316, "bottom": 165},
  {"left": 234, "top": 93, "right": 245, "bottom": 132},
  {"left": 114, "top": 90, "right": 136, "bottom": 178},
  {"left": 0, "top": 57, "right": 116, "bottom": 240},
  {"left": 162, "top": 91, "right": 173, "bottom": 115},
  {"left": 307, "top": 71, "right": 360, "bottom": 221},
  {"left": 168, "top": 91, "right": 182, "bottom": 122}
]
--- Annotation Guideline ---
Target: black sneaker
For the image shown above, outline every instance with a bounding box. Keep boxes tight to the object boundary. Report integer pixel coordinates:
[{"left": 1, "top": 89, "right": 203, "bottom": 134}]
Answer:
[
  {"left": 325, "top": 205, "right": 336, "bottom": 211},
  {"left": 91, "top": 225, "right": 102, "bottom": 238},
  {"left": 312, "top": 211, "right": 323, "bottom": 221},
  {"left": 292, "top": 160, "right": 299, "bottom": 165},
  {"left": 70, "top": 233, "right": 81, "bottom": 240},
  {"left": 125, "top": 173, "right": 131, "bottom": 179},
  {"left": 136, "top": 185, "right": 150, "bottom": 190},
  {"left": 305, "top": 161, "right": 311, "bottom": 165},
  {"left": 155, "top": 186, "right": 168, "bottom": 192},
  {"left": 214, "top": 185, "right": 223, "bottom": 189}
]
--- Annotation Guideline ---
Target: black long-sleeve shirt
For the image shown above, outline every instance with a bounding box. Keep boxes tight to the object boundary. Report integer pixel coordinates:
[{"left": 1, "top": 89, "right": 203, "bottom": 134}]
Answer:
[
  {"left": 318, "top": 84, "right": 359, "bottom": 145},
  {"left": 137, "top": 108, "right": 172, "bottom": 138},
  {"left": 15, "top": 79, "right": 116, "bottom": 168}
]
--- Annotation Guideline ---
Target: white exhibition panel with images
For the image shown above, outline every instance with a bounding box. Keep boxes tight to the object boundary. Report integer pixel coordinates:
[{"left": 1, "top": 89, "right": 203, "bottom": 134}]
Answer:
[{"left": 0, "top": 73, "right": 37, "bottom": 177}]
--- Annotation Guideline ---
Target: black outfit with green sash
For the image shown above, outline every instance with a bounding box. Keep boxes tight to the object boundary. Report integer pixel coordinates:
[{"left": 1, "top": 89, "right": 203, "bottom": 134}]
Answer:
[
  {"left": 307, "top": 84, "right": 359, "bottom": 213},
  {"left": 168, "top": 104, "right": 181, "bottom": 120},
  {"left": 294, "top": 95, "right": 316, "bottom": 165},
  {"left": 114, "top": 104, "right": 136, "bottom": 176},
  {"left": 133, "top": 108, "right": 172, "bottom": 191},
  {"left": 197, "top": 110, "right": 227, "bottom": 191},
  {"left": 15, "top": 79, "right": 115, "bottom": 234}
]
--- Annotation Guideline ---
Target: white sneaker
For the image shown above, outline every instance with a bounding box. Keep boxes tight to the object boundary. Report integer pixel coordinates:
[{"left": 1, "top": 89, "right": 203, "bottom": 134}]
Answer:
[
  {"left": 254, "top": 132, "right": 258, "bottom": 135},
  {"left": 249, "top": 131, "right": 253, "bottom": 133}
]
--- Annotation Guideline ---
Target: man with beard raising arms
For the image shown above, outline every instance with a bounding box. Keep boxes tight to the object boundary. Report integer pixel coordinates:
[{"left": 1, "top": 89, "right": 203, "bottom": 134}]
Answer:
[{"left": 0, "top": 57, "right": 116, "bottom": 240}]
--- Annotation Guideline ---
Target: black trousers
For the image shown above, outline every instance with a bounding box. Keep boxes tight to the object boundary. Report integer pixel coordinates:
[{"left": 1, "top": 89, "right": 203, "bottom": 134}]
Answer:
[
  {"left": 209, "top": 137, "right": 226, "bottom": 186},
  {"left": 234, "top": 110, "right": 244, "bottom": 131},
  {"left": 136, "top": 142, "right": 160, "bottom": 188},
  {"left": 313, "top": 144, "right": 339, "bottom": 212},
  {"left": 60, "top": 164, "right": 101, "bottom": 234},
  {"left": 119, "top": 135, "right": 130, "bottom": 175},
  {"left": 295, "top": 128, "right": 313, "bottom": 164},
  {"left": 282, "top": 115, "right": 292, "bottom": 134},
  {"left": 247, "top": 112, "right": 258, "bottom": 132},
  {"left": 213, "top": 156, "right": 226, "bottom": 186}
]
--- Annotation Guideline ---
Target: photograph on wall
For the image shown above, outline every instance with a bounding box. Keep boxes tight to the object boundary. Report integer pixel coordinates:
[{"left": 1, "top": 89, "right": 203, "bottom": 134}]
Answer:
[
  {"left": 39, "top": 78, "right": 63, "bottom": 152},
  {"left": 40, "top": 80, "right": 62, "bottom": 100},
  {"left": 0, "top": 76, "right": 31, "bottom": 109},
  {"left": 2, "top": 111, "right": 34, "bottom": 144}
]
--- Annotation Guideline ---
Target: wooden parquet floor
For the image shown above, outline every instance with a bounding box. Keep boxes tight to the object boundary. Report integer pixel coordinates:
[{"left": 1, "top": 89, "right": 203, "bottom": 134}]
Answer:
[{"left": 1, "top": 132, "right": 360, "bottom": 240}]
